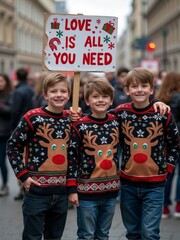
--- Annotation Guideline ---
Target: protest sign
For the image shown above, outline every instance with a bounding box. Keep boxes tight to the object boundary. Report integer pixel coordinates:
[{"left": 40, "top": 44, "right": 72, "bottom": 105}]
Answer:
[
  {"left": 42, "top": 14, "right": 118, "bottom": 72},
  {"left": 42, "top": 13, "right": 118, "bottom": 111}
]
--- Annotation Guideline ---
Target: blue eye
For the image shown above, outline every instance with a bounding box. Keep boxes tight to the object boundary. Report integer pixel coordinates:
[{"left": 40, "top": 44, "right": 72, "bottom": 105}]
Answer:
[
  {"left": 133, "top": 143, "right": 138, "bottom": 149},
  {"left": 108, "top": 149, "right": 112, "bottom": 156},
  {"left": 98, "top": 150, "right": 103, "bottom": 156},
  {"left": 143, "top": 143, "right": 148, "bottom": 149},
  {"left": 51, "top": 144, "right": 57, "bottom": 150},
  {"left": 62, "top": 144, "right": 65, "bottom": 150}
]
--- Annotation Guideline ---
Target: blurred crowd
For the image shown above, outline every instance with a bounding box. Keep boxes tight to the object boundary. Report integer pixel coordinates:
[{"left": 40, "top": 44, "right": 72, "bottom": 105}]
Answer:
[{"left": 0, "top": 66, "right": 180, "bottom": 218}]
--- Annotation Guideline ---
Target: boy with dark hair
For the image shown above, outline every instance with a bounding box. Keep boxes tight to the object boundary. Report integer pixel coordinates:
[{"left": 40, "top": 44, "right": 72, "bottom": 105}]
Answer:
[
  {"left": 115, "top": 67, "right": 180, "bottom": 240},
  {"left": 11, "top": 68, "right": 34, "bottom": 130},
  {"left": 112, "top": 67, "right": 130, "bottom": 108},
  {"left": 7, "top": 73, "right": 72, "bottom": 240},
  {"left": 67, "top": 78, "right": 120, "bottom": 240}
]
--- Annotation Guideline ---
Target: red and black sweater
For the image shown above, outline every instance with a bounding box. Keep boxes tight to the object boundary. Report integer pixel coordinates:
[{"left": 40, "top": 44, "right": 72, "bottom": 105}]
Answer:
[
  {"left": 115, "top": 101, "right": 180, "bottom": 187},
  {"left": 67, "top": 113, "right": 120, "bottom": 200},
  {"left": 7, "top": 106, "right": 71, "bottom": 195}
]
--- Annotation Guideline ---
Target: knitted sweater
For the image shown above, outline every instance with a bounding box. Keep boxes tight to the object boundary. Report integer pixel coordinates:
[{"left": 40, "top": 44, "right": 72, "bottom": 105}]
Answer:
[
  {"left": 7, "top": 106, "right": 71, "bottom": 195},
  {"left": 115, "top": 101, "right": 180, "bottom": 187},
  {"left": 67, "top": 114, "right": 120, "bottom": 200}
]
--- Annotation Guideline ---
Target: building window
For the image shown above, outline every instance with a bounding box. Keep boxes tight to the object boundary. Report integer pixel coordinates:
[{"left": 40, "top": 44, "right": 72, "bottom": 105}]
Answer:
[{"left": 0, "top": 12, "right": 5, "bottom": 44}]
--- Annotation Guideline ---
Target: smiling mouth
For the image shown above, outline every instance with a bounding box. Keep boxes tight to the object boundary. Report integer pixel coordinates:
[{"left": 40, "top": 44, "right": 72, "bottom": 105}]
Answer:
[
  {"left": 55, "top": 99, "right": 64, "bottom": 102},
  {"left": 96, "top": 104, "right": 106, "bottom": 106}
]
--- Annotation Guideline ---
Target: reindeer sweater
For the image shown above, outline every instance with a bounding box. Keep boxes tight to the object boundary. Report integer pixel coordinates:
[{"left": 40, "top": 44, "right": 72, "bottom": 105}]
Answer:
[
  {"left": 67, "top": 114, "right": 120, "bottom": 200},
  {"left": 115, "top": 101, "right": 180, "bottom": 187},
  {"left": 7, "top": 107, "right": 71, "bottom": 195}
]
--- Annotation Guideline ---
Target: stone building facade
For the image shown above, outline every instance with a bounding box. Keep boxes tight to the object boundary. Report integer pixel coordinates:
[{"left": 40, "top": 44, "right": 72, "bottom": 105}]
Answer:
[
  {"left": 116, "top": 0, "right": 180, "bottom": 72},
  {"left": 146, "top": 0, "right": 180, "bottom": 71},
  {"left": 0, "top": 0, "right": 55, "bottom": 76},
  {"left": 0, "top": 0, "right": 15, "bottom": 74}
]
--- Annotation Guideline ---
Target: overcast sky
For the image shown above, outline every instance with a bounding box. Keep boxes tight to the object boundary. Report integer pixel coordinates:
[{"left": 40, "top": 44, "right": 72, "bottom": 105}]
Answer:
[{"left": 66, "top": 0, "right": 133, "bottom": 37}]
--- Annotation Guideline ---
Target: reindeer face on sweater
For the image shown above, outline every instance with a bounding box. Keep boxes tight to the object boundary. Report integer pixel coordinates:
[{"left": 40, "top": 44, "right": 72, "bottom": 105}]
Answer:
[
  {"left": 36, "top": 122, "right": 70, "bottom": 171},
  {"left": 121, "top": 120, "right": 163, "bottom": 176},
  {"left": 83, "top": 127, "right": 119, "bottom": 178}
]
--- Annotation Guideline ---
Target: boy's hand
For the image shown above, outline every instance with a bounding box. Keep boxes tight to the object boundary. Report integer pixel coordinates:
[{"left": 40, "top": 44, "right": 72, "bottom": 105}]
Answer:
[
  {"left": 23, "top": 177, "right": 41, "bottom": 191},
  {"left": 69, "top": 107, "right": 82, "bottom": 121},
  {"left": 153, "top": 102, "right": 170, "bottom": 115},
  {"left": 68, "top": 193, "right": 79, "bottom": 207}
]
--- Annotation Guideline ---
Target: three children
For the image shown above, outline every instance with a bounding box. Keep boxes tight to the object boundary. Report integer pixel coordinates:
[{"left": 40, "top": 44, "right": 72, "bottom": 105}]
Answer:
[{"left": 7, "top": 68, "right": 180, "bottom": 240}]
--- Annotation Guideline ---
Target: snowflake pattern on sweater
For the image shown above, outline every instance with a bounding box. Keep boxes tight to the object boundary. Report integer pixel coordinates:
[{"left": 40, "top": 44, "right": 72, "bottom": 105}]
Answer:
[
  {"left": 67, "top": 114, "right": 120, "bottom": 198},
  {"left": 115, "top": 102, "right": 180, "bottom": 185},
  {"left": 7, "top": 107, "right": 71, "bottom": 194}
]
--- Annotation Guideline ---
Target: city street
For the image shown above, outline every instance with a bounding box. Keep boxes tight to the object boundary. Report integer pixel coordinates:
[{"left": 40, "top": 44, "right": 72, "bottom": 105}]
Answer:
[{"left": 0, "top": 163, "right": 180, "bottom": 240}]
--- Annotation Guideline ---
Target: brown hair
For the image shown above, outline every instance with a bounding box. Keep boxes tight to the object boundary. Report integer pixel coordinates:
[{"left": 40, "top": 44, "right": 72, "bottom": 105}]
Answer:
[
  {"left": 0, "top": 73, "right": 12, "bottom": 97},
  {"left": 84, "top": 78, "right": 114, "bottom": 101},
  {"left": 34, "top": 73, "right": 47, "bottom": 96},
  {"left": 125, "top": 67, "right": 154, "bottom": 88},
  {"left": 43, "top": 72, "right": 71, "bottom": 95},
  {"left": 155, "top": 71, "right": 180, "bottom": 103}
]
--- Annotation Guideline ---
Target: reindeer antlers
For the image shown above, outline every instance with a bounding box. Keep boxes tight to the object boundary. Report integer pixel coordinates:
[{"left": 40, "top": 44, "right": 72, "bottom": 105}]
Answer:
[
  {"left": 36, "top": 123, "right": 54, "bottom": 141},
  {"left": 110, "top": 127, "right": 119, "bottom": 145},
  {"left": 147, "top": 121, "right": 163, "bottom": 140},
  {"left": 83, "top": 131, "right": 98, "bottom": 147},
  {"left": 64, "top": 124, "right": 71, "bottom": 141},
  {"left": 122, "top": 120, "right": 134, "bottom": 139}
]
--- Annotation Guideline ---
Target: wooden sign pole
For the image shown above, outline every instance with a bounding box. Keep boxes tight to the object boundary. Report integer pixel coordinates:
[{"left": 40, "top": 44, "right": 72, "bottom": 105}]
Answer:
[{"left": 72, "top": 71, "right": 80, "bottom": 112}]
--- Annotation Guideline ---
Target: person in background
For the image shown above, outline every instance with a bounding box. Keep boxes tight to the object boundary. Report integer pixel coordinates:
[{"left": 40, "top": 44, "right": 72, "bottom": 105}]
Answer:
[
  {"left": 7, "top": 73, "right": 72, "bottom": 240},
  {"left": 115, "top": 67, "right": 180, "bottom": 240},
  {"left": 0, "top": 73, "right": 12, "bottom": 196},
  {"left": 155, "top": 69, "right": 167, "bottom": 91},
  {"left": 33, "top": 73, "right": 47, "bottom": 108},
  {"left": 10, "top": 67, "right": 34, "bottom": 130},
  {"left": 105, "top": 71, "right": 118, "bottom": 88},
  {"left": 156, "top": 71, "right": 180, "bottom": 218},
  {"left": 65, "top": 78, "right": 90, "bottom": 115},
  {"left": 10, "top": 67, "right": 34, "bottom": 200},
  {"left": 112, "top": 67, "right": 130, "bottom": 108},
  {"left": 67, "top": 78, "right": 120, "bottom": 240}
]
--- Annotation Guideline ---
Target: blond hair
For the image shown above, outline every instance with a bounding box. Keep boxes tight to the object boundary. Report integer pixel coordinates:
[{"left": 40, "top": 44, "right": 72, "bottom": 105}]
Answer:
[{"left": 43, "top": 72, "right": 71, "bottom": 95}]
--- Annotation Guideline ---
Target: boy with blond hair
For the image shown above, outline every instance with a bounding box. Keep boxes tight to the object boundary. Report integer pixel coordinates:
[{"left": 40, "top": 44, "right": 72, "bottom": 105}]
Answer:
[{"left": 7, "top": 73, "right": 72, "bottom": 240}]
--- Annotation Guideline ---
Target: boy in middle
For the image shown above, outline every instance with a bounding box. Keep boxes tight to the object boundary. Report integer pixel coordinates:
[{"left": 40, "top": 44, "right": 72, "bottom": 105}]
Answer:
[{"left": 67, "top": 78, "right": 120, "bottom": 240}]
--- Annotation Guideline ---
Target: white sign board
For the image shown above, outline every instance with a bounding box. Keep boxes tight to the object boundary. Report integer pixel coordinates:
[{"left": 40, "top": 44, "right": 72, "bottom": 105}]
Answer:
[{"left": 42, "top": 14, "right": 118, "bottom": 72}]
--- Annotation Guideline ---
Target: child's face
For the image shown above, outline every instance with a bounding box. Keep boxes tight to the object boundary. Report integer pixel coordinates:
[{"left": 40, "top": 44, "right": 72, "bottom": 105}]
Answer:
[
  {"left": 85, "top": 90, "right": 112, "bottom": 118},
  {"left": 44, "top": 81, "right": 70, "bottom": 113},
  {"left": 125, "top": 81, "right": 154, "bottom": 108}
]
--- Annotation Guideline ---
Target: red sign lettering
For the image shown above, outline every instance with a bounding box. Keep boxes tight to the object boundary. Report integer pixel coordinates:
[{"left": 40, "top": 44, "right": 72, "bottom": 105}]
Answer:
[{"left": 65, "top": 18, "right": 91, "bottom": 31}]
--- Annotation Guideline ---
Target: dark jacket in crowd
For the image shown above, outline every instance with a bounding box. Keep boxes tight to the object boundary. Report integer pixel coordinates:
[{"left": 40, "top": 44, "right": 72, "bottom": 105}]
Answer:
[
  {"left": 112, "top": 86, "right": 131, "bottom": 108},
  {"left": 0, "top": 92, "right": 12, "bottom": 138},
  {"left": 168, "top": 92, "right": 180, "bottom": 132},
  {"left": 10, "top": 82, "right": 34, "bottom": 130}
]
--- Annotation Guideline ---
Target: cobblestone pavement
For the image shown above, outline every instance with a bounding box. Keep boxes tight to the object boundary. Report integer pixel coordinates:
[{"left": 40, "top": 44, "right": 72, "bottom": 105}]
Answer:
[{"left": 1, "top": 165, "right": 180, "bottom": 240}]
